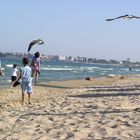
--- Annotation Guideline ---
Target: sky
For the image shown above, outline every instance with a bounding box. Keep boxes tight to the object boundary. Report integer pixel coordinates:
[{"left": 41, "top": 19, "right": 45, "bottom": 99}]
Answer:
[{"left": 0, "top": 0, "right": 140, "bottom": 61}]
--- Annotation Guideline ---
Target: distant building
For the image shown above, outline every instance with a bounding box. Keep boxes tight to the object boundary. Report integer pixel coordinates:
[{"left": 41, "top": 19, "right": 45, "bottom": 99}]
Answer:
[
  {"left": 80, "top": 57, "right": 88, "bottom": 62},
  {"left": 96, "top": 59, "right": 109, "bottom": 64},
  {"left": 121, "top": 58, "right": 131, "bottom": 65},
  {"left": 66, "top": 56, "right": 74, "bottom": 61},
  {"left": 59, "top": 55, "right": 66, "bottom": 61},
  {"left": 49, "top": 55, "right": 59, "bottom": 60},
  {"left": 109, "top": 59, "right": 120, "bottom": 64},
  {"left": 88, "top": 58, "right": 96, "bottom": 63}
]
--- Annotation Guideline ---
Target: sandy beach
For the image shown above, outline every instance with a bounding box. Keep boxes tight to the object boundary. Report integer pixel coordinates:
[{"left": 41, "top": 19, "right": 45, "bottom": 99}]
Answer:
[{"left": 0, "top": 75, "right": 140, "bottom": 140}]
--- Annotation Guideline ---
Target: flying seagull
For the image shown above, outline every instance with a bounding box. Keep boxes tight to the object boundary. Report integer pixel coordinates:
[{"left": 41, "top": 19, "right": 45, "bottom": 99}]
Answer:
[
  {"left": 106, "top": 15, "right": 140, "bottom": 21},
  {"left": 28, "top": 39, "right": 45, "bottom": 52}
]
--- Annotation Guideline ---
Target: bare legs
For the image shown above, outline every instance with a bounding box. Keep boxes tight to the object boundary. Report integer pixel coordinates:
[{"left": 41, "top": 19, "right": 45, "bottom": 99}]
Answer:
[
  {"left": 28, "top": 93, "right": 31, "bottom": 104},
  {"left": 21, "top": 93, "right": 31, "bottom": 105},
  {"left": 22, "top": 93, "right": 24, "bottom": 105},
  {"left": 35, "top": 71, "right": 39, "bottom": 85},
  {"left": 32, "top": 70, "right": 39, "bottom": 85}
]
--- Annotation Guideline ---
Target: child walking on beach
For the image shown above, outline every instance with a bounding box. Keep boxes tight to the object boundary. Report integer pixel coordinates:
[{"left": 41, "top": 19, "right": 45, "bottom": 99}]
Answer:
[
  {"left": 0, "top": 68, "right": 4, "bottom": 76},
  {"left": 13, "top": 57, "right": 33, "bottom": 105},
  {"left": 11, "top": 64, "right": 19, "bottom": 85},
  {"left": 0, "top": 61, "right": 4, "bottom": 76}
]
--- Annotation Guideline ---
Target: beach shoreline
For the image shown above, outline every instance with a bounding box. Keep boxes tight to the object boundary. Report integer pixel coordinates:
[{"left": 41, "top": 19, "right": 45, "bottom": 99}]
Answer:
[
  {"left": 0, "top": 75, "right": 140, "bottom": 139},
  {"left": 1, "top": 73, "right": 140, "bottom": 88}
]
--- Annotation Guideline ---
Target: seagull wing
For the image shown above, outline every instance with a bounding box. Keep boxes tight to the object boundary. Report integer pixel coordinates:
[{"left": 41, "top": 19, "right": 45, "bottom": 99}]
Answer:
[
  {"left": 132, "top": 15, "right": 140, "bottom": 19},
  {"left": 106, "top": 18, "right": 116, "bottom": 21},
  {"left": 28, "top": 40, "right": 40, "bottom": 52},
  {"left": 28, "top": 39, "right": 45, "bottom": 52},
  {"left": 115, "top": 15, "right": 129, "bottom": 19},
  {"left": 106, "top": 15, "right": 129, "bottom": 21}
]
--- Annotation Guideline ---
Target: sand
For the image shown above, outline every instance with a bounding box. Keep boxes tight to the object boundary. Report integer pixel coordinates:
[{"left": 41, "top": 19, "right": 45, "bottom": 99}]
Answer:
[{"left": 0, "top": 75, "right": 140, "bottom": 140}]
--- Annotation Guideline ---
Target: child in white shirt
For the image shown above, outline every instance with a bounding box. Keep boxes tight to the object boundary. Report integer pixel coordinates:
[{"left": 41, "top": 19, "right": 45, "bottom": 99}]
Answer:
[{"left": 11, "top": 64, "right": 19, "bottom": 86}]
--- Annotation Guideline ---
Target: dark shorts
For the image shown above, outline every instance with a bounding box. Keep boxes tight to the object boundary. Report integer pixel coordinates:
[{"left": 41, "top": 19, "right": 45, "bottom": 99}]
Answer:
[{"left": 11, "top": 76, "right": 17, "bottom": 82}]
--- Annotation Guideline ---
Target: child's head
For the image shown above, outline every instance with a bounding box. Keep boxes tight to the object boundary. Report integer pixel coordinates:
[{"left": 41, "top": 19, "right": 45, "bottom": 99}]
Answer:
[
  {"left": 13, "top": 64, "right": 17, "bottom": 68},
  {"left": 34, "top": 52, "right": 40, "bottom": 58},
  {"left": 22, "top": 57, "right": 29, "bottom": 66}
]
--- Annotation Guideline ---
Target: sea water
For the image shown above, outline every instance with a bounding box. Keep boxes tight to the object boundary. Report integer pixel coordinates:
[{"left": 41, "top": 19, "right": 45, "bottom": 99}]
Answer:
[{"left": 0, "top": 57, "right": 140, "bottom": 86}]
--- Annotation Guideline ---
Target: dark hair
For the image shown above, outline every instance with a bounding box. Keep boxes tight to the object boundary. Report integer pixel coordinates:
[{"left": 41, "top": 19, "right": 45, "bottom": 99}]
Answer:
[
  {"left": 22, "top": 57, "right": 29, "bottom": 65},
  {"left": 34, "top": 52, "right": 40, "bottom": 58},
  {"left": 13, "top": 64, "right": 17, "bottom": 68}
]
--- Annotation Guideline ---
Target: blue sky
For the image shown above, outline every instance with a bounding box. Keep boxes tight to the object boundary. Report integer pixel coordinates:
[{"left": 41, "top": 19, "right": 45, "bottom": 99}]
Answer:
[{"left": 0, "top": 0, "right": 140, "bottom": 61}]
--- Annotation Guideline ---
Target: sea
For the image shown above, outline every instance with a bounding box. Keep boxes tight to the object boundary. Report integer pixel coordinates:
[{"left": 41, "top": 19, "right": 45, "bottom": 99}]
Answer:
[{"left": 0, "top": 57, "right": 140, "bottom": 86}]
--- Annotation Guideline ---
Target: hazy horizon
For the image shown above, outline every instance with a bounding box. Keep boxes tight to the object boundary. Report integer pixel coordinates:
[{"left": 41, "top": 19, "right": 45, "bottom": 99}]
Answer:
[
  {"left": 0, "top": 51, "right": 133, "bottom": 62},
  {"left": 0, "top": 1, "right": 140, "bottom": 61}
]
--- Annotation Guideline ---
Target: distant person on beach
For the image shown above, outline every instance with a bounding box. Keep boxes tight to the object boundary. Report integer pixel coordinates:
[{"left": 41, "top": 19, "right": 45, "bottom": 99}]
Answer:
[
  {"left": 0, "top": 68, "right": 4, "bottom": 76},
  {"left": 0, "top": 60, "right": 4, "bottom": 76},
  {"left": 13, "top": 57, "right": 32, "bottom": 105},
  {"left": 11, "top": 64, "right": 19, "bottom": 86},
  {"left": 30, "top": 52, "right": 40, "bottom": 84}
]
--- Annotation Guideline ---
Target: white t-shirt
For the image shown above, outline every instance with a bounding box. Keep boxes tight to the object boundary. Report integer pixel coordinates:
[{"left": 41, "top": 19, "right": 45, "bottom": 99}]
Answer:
[{"left": 12, "top": 68, "right": 18, "bottom": 76}]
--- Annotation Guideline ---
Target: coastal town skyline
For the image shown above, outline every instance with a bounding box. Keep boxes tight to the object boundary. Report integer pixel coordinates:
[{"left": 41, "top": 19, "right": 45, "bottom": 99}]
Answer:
[
  {"left": 1, "top": 51, "right": 139, "bottom": 67},
  {"left": 0, "top": 1, "right": 140, "bottom": 61}
]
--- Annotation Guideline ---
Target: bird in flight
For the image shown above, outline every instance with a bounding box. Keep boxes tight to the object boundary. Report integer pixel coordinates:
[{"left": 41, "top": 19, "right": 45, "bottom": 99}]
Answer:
[
  {"left": 28, "top": 39, "right": 45, "bottom": 52},
  {"left": 106, "top": 15, "right": 140, "bottom": 21}
]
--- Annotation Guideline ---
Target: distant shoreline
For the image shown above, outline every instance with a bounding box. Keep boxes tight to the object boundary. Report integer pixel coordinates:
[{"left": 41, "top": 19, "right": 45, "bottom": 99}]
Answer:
[{"left": 1, "top": 74, "right": 140, "bottom": 89}]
